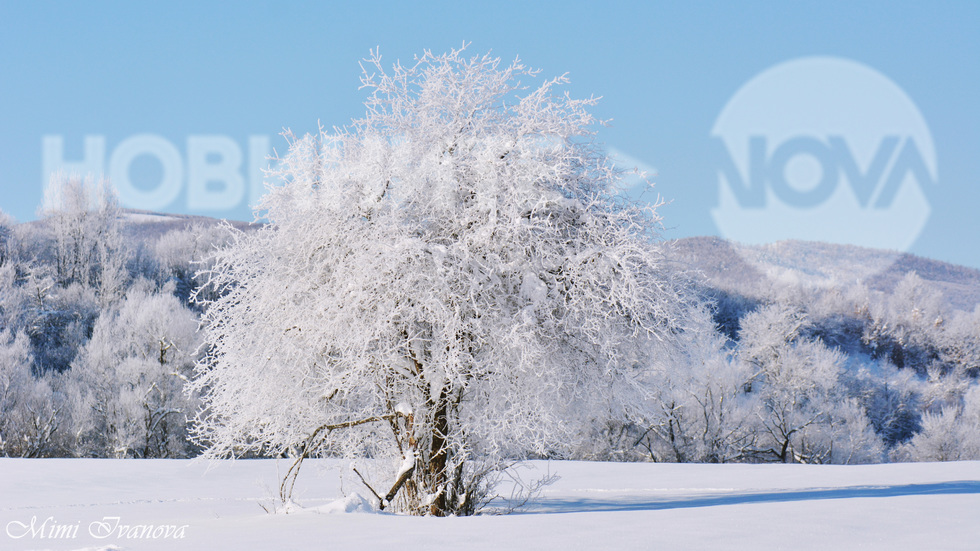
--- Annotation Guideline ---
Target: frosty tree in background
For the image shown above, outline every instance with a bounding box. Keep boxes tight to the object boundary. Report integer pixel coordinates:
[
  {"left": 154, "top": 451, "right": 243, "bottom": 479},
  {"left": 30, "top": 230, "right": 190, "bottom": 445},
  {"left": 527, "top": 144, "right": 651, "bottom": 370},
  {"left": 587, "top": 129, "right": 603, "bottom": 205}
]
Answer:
[
  {"left": 0, "top": 329, "right": 64, "bottom": 457},
  {"left": 192, "top": 47, "right": 698, "bottom": 516},
  {"left": 67, "top": 281, "right": 201, "bottom": 458},
  {"left": 39, "top": 175, "right": 127, "bottom": 305},
  {"left": 738, "top": 304, "right": 883, "bottom": 464},
  {"left": 0, "top": 209, "right": 13, "bottom": 268}
]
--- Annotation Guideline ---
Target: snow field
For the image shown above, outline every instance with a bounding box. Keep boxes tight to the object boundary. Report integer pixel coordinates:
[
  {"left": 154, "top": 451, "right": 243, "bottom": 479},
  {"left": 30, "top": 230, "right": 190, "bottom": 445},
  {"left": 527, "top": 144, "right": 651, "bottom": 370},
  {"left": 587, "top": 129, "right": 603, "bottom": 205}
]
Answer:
[{"left": 1, "top": 458, "right": 978, "bottom": 550}]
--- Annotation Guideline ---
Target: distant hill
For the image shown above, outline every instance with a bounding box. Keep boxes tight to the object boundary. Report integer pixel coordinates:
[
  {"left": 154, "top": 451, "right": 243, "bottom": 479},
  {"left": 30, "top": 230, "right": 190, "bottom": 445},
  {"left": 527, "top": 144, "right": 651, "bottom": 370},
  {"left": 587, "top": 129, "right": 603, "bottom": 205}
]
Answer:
[
  {"left": 19, "top": 209, "right": 258, "bottom": 243},
  {"left": 116, "top": 209, "right": 258, "bottom": 241},
  {"left": 669, "top": 236, "right": 980, "bottom": 313}
]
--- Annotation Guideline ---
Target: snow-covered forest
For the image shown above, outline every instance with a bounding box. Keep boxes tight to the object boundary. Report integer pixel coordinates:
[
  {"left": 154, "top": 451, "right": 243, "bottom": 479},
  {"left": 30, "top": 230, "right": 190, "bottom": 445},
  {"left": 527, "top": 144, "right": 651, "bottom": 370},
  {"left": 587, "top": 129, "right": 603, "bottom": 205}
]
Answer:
[
  {"left": 0, "top": 175, "right": 244, "bottom": 460},
  {"left": 2, "top": 49, "right": 979, "bottom": 517}
]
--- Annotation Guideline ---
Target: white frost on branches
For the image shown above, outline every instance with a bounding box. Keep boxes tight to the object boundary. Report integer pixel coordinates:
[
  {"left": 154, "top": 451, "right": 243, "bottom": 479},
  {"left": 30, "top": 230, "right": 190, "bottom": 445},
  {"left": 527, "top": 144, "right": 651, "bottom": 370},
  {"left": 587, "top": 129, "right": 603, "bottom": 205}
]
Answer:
[{"left": 191, "top": 47, "right": 697, "bottom": 515}]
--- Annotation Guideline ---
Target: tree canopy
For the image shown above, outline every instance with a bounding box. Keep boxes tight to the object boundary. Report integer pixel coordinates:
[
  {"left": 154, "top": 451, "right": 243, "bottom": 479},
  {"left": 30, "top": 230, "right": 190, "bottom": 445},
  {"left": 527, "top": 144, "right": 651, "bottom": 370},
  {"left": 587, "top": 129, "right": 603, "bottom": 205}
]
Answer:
[{"left": 192, "top": 47, "right": 701, "bottom": 515}]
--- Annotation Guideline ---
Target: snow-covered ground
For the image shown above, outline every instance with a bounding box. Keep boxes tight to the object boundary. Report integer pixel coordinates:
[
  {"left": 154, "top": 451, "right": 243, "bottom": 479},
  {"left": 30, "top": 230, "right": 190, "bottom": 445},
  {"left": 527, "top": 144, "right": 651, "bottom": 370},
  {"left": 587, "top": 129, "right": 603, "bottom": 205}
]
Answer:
[{"left": 2, "top": 458, "right": 978, "bottom": 550}]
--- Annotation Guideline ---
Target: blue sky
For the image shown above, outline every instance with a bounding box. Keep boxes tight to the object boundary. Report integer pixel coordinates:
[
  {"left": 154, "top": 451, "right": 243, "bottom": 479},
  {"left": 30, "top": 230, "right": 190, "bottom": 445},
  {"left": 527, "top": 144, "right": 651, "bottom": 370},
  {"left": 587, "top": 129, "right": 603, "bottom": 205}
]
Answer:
[{"left": 2, "top": 1, "right": 978, "bottom": 268}]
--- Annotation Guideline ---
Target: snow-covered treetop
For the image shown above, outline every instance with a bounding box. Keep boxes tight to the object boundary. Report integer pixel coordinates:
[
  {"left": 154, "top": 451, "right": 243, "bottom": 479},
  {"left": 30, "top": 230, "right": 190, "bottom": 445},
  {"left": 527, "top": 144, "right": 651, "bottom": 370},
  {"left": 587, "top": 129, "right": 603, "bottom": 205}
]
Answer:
[
  {"left": 266, "top": 47, "right": 643, "bottom": 230},
  {"left": 193, "top": 46, "right": 697, "bottom": 515}
]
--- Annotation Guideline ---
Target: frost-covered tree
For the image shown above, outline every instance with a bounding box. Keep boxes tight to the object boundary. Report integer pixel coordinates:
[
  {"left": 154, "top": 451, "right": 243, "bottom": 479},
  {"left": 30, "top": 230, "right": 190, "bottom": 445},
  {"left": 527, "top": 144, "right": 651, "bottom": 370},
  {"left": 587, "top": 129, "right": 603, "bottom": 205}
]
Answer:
[
  {"left": 848, "top": 360, "right": 922, "bottom": 447},
  {"left": 0, "top": 262, "right": 24, "bottom": 333},
  {"left": 39, "top": 174, "right": 127, "bottom": 304},
  {"left": 8, "top": 259, "right": 100, "bottom": 374},
  {"left": 0, "top": 330, "right": 69, "bottom": 457},
  {"left": 864, "top": 272, "right": 944, "bottom": 372},
  {"left": 936, "top": 306, "right": 980, "bottom": 379},
  {"left": 2, "top": 175, "right": 130, "bottom": 375},
  {"left": 192, "top": 48, "right": 697, "bottom": 515},
  {"left": 739, "top": 304, "right": 883, "bottom": 463},
  {"left": 0, "top": 209, "right": 13, "bottom": 268},
  {"left": 68, "top": 282, "right": 200, "bottom": 458},
  {"left": 0, "top": 330, "right": 36, "bottom": 454},
  {"left": 153, "top": 223, "right": 235, "bottom": 304},
  {"left": 640, "top": 306, "right": 758, "bottom": 463},
  {"left": 891, "top": 384, "right": 980, "bottom": 461}
]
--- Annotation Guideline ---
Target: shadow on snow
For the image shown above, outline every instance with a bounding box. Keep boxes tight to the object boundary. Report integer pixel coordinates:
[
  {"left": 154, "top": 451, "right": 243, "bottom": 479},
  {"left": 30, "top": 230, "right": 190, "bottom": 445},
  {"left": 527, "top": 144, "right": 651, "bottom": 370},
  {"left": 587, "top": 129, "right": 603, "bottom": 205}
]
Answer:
[{"left": 524, "top": 481, "right": 980, "bottom": 514}]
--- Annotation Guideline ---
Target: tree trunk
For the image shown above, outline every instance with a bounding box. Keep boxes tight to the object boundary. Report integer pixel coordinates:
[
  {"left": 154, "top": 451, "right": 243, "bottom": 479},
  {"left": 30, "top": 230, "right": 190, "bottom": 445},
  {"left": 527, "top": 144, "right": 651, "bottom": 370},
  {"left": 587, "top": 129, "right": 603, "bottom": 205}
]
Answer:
[{"left": 427, "top": 392, "right": 450, "bottom": 516}]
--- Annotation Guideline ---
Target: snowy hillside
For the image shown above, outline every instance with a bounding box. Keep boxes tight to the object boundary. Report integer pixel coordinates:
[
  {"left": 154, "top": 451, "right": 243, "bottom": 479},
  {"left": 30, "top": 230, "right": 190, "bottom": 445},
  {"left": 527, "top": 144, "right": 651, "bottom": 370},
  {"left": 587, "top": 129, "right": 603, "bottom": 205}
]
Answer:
[
  {"left": 670, "top": 236, "right": 980, "bottom": 313},
  {"left": 1, "top": 458, "right": 978, "bottom": 550}
]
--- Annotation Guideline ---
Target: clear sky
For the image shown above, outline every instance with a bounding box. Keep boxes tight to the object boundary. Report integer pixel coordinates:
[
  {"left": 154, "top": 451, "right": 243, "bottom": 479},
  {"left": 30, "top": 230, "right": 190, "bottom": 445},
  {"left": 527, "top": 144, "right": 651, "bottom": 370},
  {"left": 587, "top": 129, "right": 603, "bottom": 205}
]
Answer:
[{"left": 2, "top": 1, "right": 978, "bottom": 268}]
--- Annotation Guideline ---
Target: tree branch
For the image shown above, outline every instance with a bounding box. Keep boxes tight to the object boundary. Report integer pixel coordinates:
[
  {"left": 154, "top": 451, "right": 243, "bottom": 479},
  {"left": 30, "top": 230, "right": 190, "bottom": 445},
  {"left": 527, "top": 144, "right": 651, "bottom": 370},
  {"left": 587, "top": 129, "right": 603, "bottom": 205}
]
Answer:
[
  {"left": 280, "top": 413, "right": 399, "bottom": 502},
  {"left": 352, "top": 466, "right": 385, "bottom": 506}
]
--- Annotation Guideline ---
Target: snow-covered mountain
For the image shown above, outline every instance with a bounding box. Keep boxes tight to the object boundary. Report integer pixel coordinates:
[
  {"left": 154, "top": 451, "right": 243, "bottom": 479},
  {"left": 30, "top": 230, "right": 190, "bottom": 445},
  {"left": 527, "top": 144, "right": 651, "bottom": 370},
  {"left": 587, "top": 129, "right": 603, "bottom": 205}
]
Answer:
[
  {"left": 117, "top": 209, "right": 258, "bottom": 240},
  {"left": 669, "top": 236, "right": 980, "bottom": 313}
]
